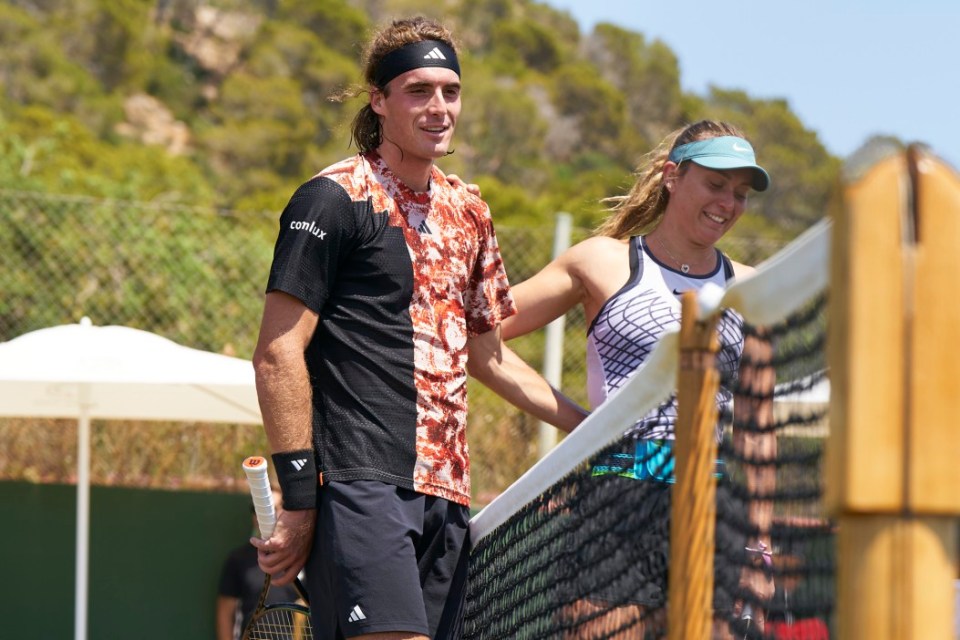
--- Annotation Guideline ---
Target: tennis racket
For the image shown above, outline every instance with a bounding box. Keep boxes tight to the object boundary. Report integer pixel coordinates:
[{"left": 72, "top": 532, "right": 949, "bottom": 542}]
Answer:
[{"left": 241, "top": 456, "right": 313, "bottom": 640}]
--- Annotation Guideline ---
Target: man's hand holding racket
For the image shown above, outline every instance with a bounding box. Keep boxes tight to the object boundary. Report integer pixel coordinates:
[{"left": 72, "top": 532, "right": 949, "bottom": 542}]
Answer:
[
  {"left": 242, "top": 456, "right": 314, "bottom": 586},
  {"left": 241, "top": 456, "right": 313, "bottom": 639},
  {"left": 252, "top": 504, "right": 315, "bottom": 586}
]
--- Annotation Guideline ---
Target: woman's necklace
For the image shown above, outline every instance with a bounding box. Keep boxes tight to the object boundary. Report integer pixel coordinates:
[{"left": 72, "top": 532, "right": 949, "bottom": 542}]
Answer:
[{"left": 656, "top": 235, "right": 695, "bottom": 274}]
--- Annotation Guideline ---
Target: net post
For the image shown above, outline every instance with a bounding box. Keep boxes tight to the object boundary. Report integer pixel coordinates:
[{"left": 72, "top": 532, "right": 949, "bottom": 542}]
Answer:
[
  {"left": 667, "top": 291, "right": 720, "bottom": 640},
  {"left": 907, "top": 148, "right": 960, "bottom": 512},
  {"left": 903, "top": 147, "right": 960, "bottom": 636},
  {"left": 538, "top": 212, "right": 573, "bottom": 458},
  {"left": 830, "top": 147, "right": 960, "bottom": 639},
  {"left": 827, "top": 152, "right": 908, "bottom": 515},
  {"left": 829, "top": 149, "right": 910, "bottom": 640}
]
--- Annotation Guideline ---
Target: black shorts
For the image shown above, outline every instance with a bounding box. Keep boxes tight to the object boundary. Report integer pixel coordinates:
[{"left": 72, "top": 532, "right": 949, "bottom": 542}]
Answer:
[
  {"left": 565, "top": 475, "right": 747, "bottom": 613},
  {"left": 306, "top": 480, "right": 470, "bottom": 640}
]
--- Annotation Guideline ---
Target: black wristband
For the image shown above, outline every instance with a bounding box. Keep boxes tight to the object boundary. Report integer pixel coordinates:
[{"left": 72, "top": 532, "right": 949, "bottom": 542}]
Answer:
[{"left": 271, "top": 450, "right": 318, "bottom": 510}]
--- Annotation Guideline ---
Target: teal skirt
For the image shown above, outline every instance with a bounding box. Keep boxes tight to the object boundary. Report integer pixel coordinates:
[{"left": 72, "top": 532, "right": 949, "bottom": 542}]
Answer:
[{"left": 590, "top": 438, "right": 725, "bottom": 483}]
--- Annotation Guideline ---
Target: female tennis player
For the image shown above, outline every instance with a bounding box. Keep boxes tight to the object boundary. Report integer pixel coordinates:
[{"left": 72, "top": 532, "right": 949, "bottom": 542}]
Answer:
[{"left": 501, "top": 119, "right": 777, "bottom": 639}]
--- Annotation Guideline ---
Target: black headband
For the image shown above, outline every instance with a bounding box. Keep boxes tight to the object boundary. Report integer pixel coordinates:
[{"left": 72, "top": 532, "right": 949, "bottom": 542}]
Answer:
[{"left": 372, "top": 40, "right": 461, "bottom": 88}]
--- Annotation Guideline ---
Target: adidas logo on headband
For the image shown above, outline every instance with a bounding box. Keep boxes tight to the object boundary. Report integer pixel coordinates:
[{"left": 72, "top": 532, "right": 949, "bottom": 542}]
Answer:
[{"left": 373, "top": 40, "right": 461, "bottom": 87}]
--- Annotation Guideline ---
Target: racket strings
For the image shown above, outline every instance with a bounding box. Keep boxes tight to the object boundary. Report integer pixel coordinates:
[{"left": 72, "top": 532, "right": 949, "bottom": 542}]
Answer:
[{"left": 245, "top": 605, "right": 313, "bottom": 639}]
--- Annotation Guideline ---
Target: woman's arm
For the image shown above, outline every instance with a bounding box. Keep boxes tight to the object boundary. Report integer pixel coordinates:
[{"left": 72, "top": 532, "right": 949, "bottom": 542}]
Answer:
[
  {"left": 735, "top": 330, "right": 776, "bottom": 540},
  {"left": 501, "top": 254, "right": 584, "bottom": 340},
  {"left": 467, "top": 326, "right": 588, "bottom": 433},
  {"left": 733, "top": 329, "right": 777, "bottom": 621},
  {"left": 502, "top": 236, "right": 629, "bottom": 340}
]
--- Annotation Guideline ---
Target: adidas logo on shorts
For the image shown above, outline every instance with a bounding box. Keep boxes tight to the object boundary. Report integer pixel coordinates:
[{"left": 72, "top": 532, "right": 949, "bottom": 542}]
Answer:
[{"left": 348, "top": 604, "right": 366, "bottom": 623}]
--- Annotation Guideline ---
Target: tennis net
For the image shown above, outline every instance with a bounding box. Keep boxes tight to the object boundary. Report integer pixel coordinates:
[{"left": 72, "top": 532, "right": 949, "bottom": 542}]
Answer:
[{"left": 462, "top": 220, "right": 834, "bottom": 639}]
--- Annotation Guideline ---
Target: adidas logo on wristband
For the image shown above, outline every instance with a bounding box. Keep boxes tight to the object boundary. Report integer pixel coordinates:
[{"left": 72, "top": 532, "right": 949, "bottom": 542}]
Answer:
[{"left": 272, "top": 450, "right": 317, "bottom": 510}]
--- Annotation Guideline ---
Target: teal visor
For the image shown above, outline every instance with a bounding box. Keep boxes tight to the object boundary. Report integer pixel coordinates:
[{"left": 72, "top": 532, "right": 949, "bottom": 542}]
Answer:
[{"left": 668, "top": 136, "right": 770, "bottom": 191}]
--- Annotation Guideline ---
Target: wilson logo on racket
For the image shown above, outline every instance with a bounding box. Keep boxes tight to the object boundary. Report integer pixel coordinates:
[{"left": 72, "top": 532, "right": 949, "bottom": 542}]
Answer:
[{"left": 290, "top": 458, "right": 309, "bottom": 471}]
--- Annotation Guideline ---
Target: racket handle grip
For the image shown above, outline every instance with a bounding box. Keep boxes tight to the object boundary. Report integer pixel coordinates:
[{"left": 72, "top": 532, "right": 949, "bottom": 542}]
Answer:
[{"left": 242, "top": 456, "right": 276, "bottom": 539}]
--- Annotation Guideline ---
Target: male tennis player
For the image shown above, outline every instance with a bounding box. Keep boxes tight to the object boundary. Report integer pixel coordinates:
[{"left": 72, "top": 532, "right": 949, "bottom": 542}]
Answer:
[{"left": 251, "top": 16, "right": 586, "bottom": 640}]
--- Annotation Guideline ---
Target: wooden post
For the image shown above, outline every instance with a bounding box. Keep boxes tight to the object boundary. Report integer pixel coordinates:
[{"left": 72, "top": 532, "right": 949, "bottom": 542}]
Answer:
[
  {"left": 826, "top": 152, "right": 908, "bottom": 514},
  {"left": 667, "top": 292, "right": 721, "bottom": 640},
  {"left": 907, "top": 148, "right": 960, "bottom": 511},
  {"left": 828, "top": 146, "right": 960, "bottom": 639},
  {"left": 903, "top": 147, "right": 960, "bottom": 636}
]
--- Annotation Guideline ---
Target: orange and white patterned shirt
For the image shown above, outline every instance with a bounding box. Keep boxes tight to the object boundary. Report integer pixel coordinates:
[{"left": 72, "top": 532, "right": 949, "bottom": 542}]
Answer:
[{"left": 266, "top": 152, "right": 516, "bottom": 506}]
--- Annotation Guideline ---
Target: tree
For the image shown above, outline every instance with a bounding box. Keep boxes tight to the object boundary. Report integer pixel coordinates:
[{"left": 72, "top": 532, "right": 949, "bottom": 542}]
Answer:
[
  {"left": 701, "top": 88, "right": 841, "bottom": 235},
  {"left": 550, "top": 62, "right": 630, "bottom": 161},
  {"left": 0, "top": 0, "right": 841, "bottom": 237},
  {"left": 452, "top": 67, "right": 549, "bottom": 186},
  {"left": 586, "top": 24, "right": 685, "bottom": 148},
  {"left": 489, "top": 17, "right": 565, "bottom": 74},
  {"left": 243, "top": 21, "right": 358, "bottom": 149},
  {"left": 0, "top": 103, "right": 214, "bottom": 204},
  {"left": 274, "top": 0, "right": 368, "bottom": 57}
]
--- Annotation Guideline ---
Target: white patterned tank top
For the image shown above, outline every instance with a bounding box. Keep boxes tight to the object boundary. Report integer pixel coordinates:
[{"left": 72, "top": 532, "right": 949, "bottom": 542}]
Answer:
[{"left": 586, "top": 235, "right": 744, "bottom": 443}]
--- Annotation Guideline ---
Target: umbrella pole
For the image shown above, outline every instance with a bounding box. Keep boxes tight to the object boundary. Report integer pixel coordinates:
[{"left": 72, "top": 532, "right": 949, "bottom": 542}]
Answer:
[{"left": 75, "top": 407, "right": 90, "bottom": 640}]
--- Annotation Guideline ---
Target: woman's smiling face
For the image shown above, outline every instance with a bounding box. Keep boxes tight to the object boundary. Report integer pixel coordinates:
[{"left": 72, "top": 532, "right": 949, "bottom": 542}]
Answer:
[{"left": 665, "top": 161, "right": 753, "bottom": 245}]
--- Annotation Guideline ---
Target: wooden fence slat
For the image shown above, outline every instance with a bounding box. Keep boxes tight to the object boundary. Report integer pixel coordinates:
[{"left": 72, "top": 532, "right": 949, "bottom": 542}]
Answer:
[
  {"left": 908, "top": 150, "right": 960, "bottom": 512},
  {"left": 827, "top": 154, "right": 908, "bottom": 514}
]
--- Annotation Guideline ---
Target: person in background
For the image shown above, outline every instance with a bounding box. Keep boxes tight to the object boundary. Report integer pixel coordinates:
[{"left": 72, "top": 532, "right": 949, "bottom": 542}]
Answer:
[
  {"left": 251, "top": 15, "right": 586, "bottom": 640},
  {"left": 502, "top": 119, "right": 777, "bottom": 638},
  {"left": 766, "top": 552, "right": 830, "bottom": 639},
  {"left": 216, "top": 490, "right": 299, "bottom": 640}
]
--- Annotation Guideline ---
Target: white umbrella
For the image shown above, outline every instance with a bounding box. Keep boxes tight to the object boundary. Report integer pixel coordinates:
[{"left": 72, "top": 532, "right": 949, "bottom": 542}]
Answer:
[
  {"left": 774, "top": 373, "right": 831, "bottom": 437},
  {"left": 0, "top": 317, "right": 262, "bottom": 640}
]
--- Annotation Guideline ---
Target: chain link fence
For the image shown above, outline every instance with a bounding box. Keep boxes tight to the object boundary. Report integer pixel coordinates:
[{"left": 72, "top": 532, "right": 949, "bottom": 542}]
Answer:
[{"left": 0, "top": 189, "right": 785, "bottom": 503}]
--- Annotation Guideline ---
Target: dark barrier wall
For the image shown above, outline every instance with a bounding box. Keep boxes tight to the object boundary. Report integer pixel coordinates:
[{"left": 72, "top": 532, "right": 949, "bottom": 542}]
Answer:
[{"left": 0, "top": 481, "right": 252, "bottom": 639}]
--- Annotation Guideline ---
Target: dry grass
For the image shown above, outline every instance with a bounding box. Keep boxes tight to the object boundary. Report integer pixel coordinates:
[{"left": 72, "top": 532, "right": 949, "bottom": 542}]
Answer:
[
  {"left": 0, "top": 417, "right": 270, "bottom": 493},
  {"left": 0, "top": 404, "right": 543, "bottom": 505}
]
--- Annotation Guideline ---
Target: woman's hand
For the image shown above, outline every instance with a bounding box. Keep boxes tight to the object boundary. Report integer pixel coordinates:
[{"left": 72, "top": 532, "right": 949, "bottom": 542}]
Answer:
[
  {"left": 446, "top": 173, "right": 481, "bottom": 197},
  {"left": 735, "top": 540, "right": 776, "bottom": 632}
]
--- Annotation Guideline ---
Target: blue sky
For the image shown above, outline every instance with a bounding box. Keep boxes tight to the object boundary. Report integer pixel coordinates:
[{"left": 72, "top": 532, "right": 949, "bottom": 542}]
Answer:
[{"left": 541, "top": 0, "right": 959, "bottom": 171}]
